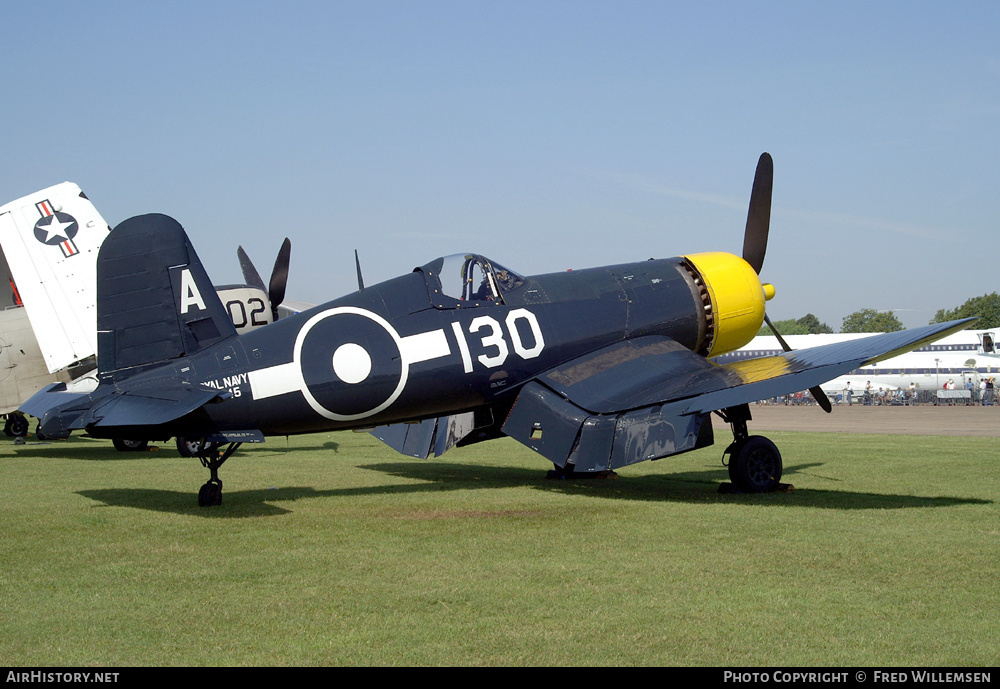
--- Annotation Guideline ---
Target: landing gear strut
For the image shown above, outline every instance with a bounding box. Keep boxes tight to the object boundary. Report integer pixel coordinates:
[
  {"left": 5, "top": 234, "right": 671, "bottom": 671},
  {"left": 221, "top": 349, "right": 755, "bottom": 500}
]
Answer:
[
  {"left": 718, "top": 404, "right": 784, "bottom": 493},
  {"left": 197, "top": 442, "right": 242, "bottom": 506}
]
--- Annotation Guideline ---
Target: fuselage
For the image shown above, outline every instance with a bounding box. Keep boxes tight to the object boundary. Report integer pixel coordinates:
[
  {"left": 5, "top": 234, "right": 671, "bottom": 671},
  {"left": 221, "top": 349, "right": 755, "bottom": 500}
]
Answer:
[{"left": 97, "top": 255, "right": 722, "bottom": 439}]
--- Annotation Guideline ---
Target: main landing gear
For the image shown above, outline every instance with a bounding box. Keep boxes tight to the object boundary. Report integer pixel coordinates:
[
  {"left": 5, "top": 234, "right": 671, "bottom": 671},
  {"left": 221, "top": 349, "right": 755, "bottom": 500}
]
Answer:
[
  {"left": 196, "top": 442, "right": 242, "bottom": 506},
  {"left": 718, "top": 404, "right": 785, "bottom": 493},
  {"left": 4, "top": 413, "right": 29, "bottom": 438}
]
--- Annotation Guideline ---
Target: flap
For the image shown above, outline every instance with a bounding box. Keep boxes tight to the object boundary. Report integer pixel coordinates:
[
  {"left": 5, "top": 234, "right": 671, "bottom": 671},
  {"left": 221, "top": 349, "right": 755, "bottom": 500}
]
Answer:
[{"left": 371, "top": 413, "right": 476, "bottom": 459}]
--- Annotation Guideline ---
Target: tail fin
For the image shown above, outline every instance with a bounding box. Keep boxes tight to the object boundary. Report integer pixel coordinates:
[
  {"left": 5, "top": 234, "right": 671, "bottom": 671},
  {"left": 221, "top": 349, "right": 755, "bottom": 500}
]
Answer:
[
  {"left": 0, "top": 182, "right": 111, "bottom": 373},
  {"left": 97, "top": 214, "right": 237, "bottom": 381}
]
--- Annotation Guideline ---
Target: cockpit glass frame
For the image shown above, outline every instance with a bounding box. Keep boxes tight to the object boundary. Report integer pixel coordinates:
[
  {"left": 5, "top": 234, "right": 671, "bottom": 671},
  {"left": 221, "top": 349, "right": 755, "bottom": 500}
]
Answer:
[{"left": 420, "top": 253, "right": 525, "bottom": 308}]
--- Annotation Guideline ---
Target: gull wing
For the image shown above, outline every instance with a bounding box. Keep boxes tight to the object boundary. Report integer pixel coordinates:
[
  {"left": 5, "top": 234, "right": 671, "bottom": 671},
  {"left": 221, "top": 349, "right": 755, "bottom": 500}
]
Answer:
[{"left": 501, "top": 319, "right": 976, "bottom": 473}]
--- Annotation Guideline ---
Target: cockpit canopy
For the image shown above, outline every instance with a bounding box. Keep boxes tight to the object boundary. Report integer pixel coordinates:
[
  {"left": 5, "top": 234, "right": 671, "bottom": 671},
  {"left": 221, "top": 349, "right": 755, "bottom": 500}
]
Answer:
[{"left": 418, "top": 253, "right": 525, "bottom": 307}]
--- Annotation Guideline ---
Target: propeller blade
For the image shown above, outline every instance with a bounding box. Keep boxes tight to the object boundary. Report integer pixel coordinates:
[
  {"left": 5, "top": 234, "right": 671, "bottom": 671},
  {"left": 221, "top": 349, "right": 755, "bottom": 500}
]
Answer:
[
  {"left": 237, "top": 246, "right": 266, "bottom": 293},
  {"left": 763, "top": 312, "right": 791, "bottom": 353},
  {"left": 748, "top": 156, "right": 829, "bottom": 413},
  {"left": 268, "top": 238, "right": 291, "bottom": 318},
  {"left": 764, "top": 314, "right": 832, "bottom": 413},
  {"left": 810, "top": 385, "right": 833, "bottom": 413},
  {"left": 742, "top": 152, "right": 773, "bottom": 275}
]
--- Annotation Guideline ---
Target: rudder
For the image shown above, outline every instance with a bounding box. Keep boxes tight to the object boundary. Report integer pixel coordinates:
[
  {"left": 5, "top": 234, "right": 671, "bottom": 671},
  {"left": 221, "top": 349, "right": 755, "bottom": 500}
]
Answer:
[{"left": 97, "top": 213, "right": 237, "bottom": 380}]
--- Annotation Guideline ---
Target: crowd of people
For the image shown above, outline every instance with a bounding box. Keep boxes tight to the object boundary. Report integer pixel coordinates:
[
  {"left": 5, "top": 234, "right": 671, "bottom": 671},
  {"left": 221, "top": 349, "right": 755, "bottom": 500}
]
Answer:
[
  {"left": 837, "top": 378, "right": 996, "bottom": 406},
  {"left": 758, "top": 378, "right": 998, "bottom": 407}
]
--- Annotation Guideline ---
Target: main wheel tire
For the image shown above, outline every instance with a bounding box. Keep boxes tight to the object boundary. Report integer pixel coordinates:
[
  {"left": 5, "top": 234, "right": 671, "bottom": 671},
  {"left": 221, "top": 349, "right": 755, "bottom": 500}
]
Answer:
[
  {"left": 5, "top": 414, "right": 29, "bottom": 438},
  {"left": 728, "top": 435, "right": 782, "bottom": 493},
  {"left": 112, "top": 438, "right": 149, "bottom": 452},
  {"left": 177, "top": 437, "right": 205, "bottom": 457},
  {"left": 176, "top": 437, "right": 221, "bottom": 457}
]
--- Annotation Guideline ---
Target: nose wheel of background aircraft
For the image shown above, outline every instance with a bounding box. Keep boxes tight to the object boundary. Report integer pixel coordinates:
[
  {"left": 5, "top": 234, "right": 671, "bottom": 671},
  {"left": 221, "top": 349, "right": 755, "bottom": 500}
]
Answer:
[{"left": 197, "top": 442, "right": 242, "bottom": 506}]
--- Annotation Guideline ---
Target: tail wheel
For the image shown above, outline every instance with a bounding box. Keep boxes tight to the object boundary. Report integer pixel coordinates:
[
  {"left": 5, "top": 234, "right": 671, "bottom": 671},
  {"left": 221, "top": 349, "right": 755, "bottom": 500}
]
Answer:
[
  {"left": 728, "top": 435, "right": 782, "bottom": 492},
  {"left": 198, "top": 478, "right": 223, "bottom": 507}
]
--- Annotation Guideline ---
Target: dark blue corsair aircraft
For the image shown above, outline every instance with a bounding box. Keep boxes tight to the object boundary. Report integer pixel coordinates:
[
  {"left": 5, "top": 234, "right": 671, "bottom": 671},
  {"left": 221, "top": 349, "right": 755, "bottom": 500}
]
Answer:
[{"left": 21, "top": 154, "right": 974, "bottom": 505}]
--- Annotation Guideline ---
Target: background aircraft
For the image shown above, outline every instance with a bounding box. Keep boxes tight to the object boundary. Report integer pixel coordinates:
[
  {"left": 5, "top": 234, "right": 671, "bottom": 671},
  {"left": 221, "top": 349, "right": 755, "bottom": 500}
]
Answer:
[
  {"left": 0, "top": 183, "right": 297, "bottom": 444},
  {"left": 0, "top": 183, "right": 107, "bottom": 437},
  {"left": 20, "top": 154, "right": 974, "bottom": 505}
]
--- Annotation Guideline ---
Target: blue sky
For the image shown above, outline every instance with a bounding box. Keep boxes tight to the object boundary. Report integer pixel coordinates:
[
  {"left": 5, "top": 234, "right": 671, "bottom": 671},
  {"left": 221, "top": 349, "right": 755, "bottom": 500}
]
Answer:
[{"left": 4, "top": 1, "right": 998, "bottom": 329}]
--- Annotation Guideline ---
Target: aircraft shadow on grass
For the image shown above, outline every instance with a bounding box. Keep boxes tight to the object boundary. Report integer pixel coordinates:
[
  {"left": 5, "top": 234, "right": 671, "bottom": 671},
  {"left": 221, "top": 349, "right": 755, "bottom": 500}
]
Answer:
[
  {"left": 12, "top": 444, "right": 151, "bottom": 462},
  {"left": 75, "top": 460, "right": 992, "bottom": 518}
]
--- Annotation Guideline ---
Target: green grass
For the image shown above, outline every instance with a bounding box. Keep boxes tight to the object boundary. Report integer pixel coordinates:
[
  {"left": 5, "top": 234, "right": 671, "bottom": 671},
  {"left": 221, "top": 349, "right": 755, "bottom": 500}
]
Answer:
[{"left": 1, "top": 430, "right": 997, "bottom": 666}]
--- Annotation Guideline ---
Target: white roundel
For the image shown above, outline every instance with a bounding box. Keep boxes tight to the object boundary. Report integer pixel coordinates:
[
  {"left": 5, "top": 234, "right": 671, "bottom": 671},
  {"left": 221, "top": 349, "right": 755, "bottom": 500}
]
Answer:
[
  {"left": 294, "top": 306, "right": 407, "bottom": 421},
  {"left": 332, "top": 343, "right": 372, "bottom": 384},
  {"left": 249, "top": 305, "right": 455, "bottom": 422}
]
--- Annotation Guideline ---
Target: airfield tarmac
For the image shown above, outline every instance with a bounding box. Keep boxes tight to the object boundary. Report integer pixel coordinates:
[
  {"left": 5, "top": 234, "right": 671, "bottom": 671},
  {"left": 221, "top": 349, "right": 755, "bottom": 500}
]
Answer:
[{"left": 748, "top": 403, "right": 1000, "bottom": 437}]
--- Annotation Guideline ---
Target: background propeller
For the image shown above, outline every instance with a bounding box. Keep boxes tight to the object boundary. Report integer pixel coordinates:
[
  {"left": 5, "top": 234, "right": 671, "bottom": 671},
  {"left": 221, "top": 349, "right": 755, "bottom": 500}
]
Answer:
[
  {"left": 742, "top": 153, "right": 832, "bottom": 413},
  {"left": 238, "top": 238, "right": 291, "bottom": 321}
]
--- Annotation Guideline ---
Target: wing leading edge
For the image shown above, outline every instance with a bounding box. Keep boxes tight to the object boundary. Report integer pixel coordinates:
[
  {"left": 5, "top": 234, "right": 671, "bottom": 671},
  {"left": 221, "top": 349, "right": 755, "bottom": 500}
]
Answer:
[{"left": 501, "top": 318, "right": 977, "bottom": 473}]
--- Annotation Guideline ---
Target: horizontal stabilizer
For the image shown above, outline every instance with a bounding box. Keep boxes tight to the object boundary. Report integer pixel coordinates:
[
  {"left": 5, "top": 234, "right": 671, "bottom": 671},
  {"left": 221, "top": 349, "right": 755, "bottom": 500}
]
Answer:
[
  {"left": 18, "top": 382, "right": 91, "bottom": 421},
  {"left": 82, "top": 386, "right": 229, "bottom": 428},
  {"left": 23, "top": 379, "right": 228, "bottom": 438}
]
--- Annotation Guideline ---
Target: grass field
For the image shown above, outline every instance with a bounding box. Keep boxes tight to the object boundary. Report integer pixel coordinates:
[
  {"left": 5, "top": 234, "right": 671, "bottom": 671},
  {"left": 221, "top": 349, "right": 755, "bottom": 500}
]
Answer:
[{"left": 1, "top": 429, "right": 997, "bottom": 666}]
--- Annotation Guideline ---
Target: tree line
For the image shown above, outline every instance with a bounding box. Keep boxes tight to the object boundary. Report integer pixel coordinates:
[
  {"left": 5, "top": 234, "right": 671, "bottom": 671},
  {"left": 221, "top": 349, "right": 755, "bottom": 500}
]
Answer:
[{"left": 760, "top": 293, "right": 1000, "bottom": 335}]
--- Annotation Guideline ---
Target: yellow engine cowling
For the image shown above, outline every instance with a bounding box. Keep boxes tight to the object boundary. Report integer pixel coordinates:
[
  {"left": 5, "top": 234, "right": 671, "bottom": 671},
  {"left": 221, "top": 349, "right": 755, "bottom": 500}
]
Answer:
[{"left": 683, "top": 251, "right": 775, "bottom": 358}]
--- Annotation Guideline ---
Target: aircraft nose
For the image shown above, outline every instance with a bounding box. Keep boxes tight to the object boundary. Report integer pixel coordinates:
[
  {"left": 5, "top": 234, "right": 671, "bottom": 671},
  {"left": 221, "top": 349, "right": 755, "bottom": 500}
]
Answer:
[{"left": 683, "top": 251, "right": 769, "bottom": 358}]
